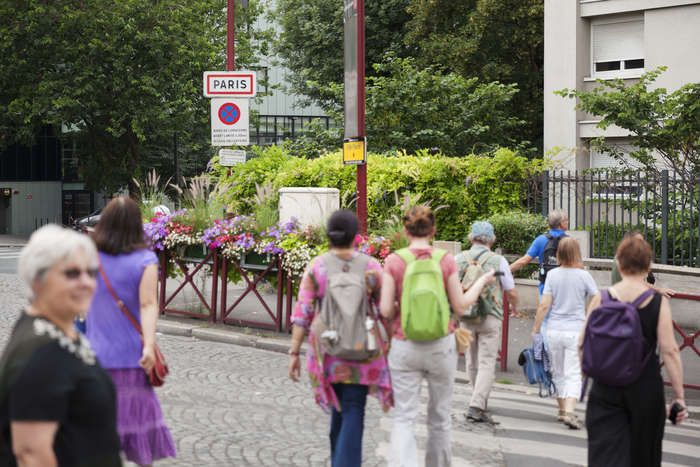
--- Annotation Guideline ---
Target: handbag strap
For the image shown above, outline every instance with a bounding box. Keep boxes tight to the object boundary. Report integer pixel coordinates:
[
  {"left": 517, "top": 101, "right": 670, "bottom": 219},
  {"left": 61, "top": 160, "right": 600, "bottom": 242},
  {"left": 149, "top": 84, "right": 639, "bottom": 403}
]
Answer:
[{"left": 98, "top": 263, "right": 144, "bottom": 339}]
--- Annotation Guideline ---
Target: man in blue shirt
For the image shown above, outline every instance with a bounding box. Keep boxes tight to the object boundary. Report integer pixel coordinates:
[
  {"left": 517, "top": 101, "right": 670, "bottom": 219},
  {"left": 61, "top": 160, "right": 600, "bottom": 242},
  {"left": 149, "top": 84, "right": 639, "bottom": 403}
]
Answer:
[{"left": 510, "top": 210, "right": 569, "bottom": 295}]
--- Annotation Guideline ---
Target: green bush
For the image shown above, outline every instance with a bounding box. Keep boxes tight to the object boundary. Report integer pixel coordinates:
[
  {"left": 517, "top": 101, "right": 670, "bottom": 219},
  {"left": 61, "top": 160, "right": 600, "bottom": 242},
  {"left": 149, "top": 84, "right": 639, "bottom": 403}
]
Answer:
[
  {"left": 212, "top": 146, "right": 544, "bottom": 241},
  {"left": 486, "top": 211, "right": 548, "bottom": 255}
]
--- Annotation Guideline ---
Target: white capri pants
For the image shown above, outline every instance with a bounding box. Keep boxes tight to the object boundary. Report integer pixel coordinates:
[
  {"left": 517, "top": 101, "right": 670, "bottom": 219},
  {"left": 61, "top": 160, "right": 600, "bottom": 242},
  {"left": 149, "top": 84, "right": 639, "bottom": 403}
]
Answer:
[{"left": 546, "top": 329, "right": 582, "bottom": 399}]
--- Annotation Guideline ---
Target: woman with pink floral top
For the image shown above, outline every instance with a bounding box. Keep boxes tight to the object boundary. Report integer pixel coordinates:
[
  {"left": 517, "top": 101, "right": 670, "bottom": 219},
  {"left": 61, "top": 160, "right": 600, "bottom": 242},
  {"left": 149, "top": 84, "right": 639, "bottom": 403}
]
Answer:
[{"left": 288, "top": 210, "right": 392, "bottom": 467}]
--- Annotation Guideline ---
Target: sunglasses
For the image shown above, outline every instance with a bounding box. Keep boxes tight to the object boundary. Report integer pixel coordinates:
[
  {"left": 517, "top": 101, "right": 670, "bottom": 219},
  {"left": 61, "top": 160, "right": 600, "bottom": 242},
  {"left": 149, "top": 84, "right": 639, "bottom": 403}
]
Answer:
[{"left": 62, "top": 267, "right": 99, "bottom": 280}]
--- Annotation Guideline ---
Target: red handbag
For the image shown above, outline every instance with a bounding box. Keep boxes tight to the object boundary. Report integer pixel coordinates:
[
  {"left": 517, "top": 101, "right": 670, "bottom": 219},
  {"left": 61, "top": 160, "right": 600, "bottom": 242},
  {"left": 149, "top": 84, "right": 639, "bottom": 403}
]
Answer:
[{"left": 99, "top": 264, "right": 169, "bottom": 387}]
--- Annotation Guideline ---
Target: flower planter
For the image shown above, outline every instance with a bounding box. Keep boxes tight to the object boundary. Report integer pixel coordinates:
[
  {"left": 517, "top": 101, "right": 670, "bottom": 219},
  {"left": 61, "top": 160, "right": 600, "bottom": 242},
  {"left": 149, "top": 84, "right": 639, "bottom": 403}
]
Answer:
[
  {"left": 241, "top": 252, "right": 277, "bottom": 271},
  {"left": 180, "top": 244, "right": 208, "bottom": 260}
]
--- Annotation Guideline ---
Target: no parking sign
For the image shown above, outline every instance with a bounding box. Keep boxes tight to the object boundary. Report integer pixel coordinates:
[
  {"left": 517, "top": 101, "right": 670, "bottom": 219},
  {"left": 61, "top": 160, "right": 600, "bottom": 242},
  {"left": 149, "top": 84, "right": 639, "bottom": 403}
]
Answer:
[{"left": 210, "top": 98, "right": 249, "bottom": 146}]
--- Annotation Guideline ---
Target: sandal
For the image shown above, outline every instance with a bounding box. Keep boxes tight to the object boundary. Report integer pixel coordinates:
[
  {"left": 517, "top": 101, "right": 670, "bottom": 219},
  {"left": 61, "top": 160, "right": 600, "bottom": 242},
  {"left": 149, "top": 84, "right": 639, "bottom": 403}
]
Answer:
[
  {"left": 557, "top": 410, "right": 566, "bottom": 422},
  {"left": 562, "top": 412, "right": 582, "bottom": 430}
]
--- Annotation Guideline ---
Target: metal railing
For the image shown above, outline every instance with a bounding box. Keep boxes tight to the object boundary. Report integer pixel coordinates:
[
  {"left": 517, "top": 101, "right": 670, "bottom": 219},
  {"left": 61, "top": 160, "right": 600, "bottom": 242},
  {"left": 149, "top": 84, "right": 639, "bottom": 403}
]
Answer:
[
  {"left": 532, "top": 170, "right": 700, "bottom": 266},
  {"left": 250, "top": 115, "right": 333, "bottom": 146}
]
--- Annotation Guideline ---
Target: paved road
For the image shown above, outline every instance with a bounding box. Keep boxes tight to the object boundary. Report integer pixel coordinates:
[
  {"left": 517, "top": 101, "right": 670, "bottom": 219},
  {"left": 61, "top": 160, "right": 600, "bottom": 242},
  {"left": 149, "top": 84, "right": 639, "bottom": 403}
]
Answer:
[
  {"left": 0, "top": 247, "right": 20, "bottom": 274},
  {"left": 1, "top": 273, "right": 699, "bottom": 466}
]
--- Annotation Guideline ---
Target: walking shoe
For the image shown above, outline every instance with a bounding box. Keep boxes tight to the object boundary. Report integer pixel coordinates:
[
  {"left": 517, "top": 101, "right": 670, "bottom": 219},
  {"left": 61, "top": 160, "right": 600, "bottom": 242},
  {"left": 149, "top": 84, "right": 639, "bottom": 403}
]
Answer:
[
  {"left": 466, "top": 407, "right": 498, "bottom": 424},
  {"left": 562, "top": 413, "right": 582, "bottom": 430}
]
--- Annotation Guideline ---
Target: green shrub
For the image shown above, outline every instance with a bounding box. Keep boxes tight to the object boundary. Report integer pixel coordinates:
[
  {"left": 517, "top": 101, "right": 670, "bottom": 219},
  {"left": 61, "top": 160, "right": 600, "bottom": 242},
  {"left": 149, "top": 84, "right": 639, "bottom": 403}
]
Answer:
[
  {"left": 213, "top": 146, "right": 544, "bottom": 241},
  {"left": 487, "top": 211, "right": 548, "bottom": 255}
]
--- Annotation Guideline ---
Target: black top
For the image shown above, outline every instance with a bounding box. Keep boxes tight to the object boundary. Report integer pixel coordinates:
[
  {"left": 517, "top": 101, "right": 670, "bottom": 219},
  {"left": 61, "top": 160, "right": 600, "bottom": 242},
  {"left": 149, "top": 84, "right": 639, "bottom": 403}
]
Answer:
[
  {"left": 0, "top": 313, "right": 122, "bottom": 467},
  {"left": 637, "top": 292, "right": 663, "bottom": 378}
]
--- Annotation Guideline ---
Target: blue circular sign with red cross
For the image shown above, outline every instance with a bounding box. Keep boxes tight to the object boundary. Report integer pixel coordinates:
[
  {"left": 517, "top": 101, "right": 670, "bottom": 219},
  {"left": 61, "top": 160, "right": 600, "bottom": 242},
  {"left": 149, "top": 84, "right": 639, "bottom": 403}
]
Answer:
[{"left": 217, "top": 102, "right": 241, "bottom": 125}]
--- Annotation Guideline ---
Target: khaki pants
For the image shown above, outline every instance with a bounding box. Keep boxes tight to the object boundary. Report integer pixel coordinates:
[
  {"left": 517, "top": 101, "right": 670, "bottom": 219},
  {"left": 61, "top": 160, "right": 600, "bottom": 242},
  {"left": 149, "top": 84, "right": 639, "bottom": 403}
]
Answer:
[
  {"left": 388, "top": 334, "right": 457, "bottom": 467},
  {"left": 463, "top": 315, "right": 501, "bottom": 410}
]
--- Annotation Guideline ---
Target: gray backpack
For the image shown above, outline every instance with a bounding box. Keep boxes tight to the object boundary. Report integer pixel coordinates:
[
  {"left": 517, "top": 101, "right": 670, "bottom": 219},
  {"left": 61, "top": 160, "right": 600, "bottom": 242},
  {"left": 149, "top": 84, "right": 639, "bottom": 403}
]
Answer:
[{"left": 311, "top": 252, "right": 378, "bottom": 361}]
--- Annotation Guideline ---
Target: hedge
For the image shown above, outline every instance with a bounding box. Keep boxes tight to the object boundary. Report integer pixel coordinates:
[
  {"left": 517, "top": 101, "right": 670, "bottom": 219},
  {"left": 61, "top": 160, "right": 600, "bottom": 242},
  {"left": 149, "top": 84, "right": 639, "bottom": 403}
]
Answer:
[{"left": 211, "top": 146, "right": 544, "bottom": 242}]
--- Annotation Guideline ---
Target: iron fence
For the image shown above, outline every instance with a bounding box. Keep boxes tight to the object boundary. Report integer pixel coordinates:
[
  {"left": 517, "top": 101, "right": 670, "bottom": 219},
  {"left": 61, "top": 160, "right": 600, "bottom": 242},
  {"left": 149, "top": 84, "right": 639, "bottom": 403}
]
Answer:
[
  {"left": 529, "top": 170, "right": 700, "bottom": 266},
  {"left": 250, "top": 115, "right": 333, "bottom": 146}
]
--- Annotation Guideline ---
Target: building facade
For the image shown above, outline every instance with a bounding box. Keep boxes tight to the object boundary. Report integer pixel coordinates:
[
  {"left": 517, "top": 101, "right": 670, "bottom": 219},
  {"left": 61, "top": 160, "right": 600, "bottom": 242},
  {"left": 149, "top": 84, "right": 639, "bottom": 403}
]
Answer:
[{"left": 544, "top": 0, "right": 700, "bottom": 170}]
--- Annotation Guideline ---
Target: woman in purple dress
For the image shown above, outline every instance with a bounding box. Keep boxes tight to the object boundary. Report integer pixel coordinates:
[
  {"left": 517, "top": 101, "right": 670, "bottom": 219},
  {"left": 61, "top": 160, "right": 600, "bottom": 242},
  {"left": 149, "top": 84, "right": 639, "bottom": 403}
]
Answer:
[{"left": 87, "top": 197, "right": 176, "bottom": 466}]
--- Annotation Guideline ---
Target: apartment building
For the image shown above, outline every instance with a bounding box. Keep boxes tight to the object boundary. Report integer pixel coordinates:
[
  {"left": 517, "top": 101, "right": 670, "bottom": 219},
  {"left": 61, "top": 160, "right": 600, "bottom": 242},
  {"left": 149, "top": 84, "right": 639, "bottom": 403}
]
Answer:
[{"left": 544, "top": 0, "right": 700, "bottom": 170}]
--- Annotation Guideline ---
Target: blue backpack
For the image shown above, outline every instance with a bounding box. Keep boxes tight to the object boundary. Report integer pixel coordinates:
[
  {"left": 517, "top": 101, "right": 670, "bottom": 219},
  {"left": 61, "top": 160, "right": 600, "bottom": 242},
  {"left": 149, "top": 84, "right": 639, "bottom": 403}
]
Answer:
[{"left": 518, "top": 347, "right": 556, "bottom": 397}]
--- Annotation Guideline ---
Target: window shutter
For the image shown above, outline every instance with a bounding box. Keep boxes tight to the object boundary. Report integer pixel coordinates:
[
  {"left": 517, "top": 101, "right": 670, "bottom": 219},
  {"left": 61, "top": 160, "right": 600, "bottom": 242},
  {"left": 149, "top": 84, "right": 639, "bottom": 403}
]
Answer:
[{"left": 592, "top": 20, "right": 644, "bottom": 63}]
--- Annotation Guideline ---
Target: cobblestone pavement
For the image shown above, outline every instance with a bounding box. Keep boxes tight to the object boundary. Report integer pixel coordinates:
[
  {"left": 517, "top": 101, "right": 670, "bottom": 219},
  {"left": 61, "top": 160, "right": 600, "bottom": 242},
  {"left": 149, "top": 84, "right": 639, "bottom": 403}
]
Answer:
[{"left": 2, "top": 274, "right": 699, "bottom": 466}]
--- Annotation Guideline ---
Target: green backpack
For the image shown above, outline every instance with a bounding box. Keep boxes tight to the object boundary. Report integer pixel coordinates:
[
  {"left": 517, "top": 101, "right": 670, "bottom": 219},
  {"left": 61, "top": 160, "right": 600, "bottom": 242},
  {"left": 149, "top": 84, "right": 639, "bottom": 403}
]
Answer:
[{"left": 396, "top": 248, "right": 451, "bottom": 341}]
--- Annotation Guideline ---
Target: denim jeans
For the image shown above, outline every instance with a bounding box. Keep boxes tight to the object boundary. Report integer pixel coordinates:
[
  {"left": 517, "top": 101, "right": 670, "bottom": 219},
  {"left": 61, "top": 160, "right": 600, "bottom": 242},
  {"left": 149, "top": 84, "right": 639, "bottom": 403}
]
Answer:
[{"left": 330, "top": 383, "right": 369, "bottom": 467}]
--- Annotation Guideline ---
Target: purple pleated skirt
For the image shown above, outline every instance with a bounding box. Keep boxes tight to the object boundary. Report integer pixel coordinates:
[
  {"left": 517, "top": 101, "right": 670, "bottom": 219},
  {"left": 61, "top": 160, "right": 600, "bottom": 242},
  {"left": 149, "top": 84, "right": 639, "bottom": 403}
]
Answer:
[{"left": 107, "top": 368, "right": 177, "bottom": 465}]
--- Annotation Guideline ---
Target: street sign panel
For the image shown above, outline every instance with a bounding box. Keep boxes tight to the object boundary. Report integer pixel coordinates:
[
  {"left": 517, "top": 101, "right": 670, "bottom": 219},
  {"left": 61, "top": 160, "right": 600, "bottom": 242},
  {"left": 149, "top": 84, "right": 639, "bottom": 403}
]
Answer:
[
  {"left": 210, "top": 98, "right": 249, "bottom": 146},
  {"left": 219, "top": 149, "right": 247, "bottom": 166},
  {"left": 203, "top": 71, "right": 256, "bottom": 97},
  {"left": 343, "top": 138, "right": 366, "bottom": 165}
]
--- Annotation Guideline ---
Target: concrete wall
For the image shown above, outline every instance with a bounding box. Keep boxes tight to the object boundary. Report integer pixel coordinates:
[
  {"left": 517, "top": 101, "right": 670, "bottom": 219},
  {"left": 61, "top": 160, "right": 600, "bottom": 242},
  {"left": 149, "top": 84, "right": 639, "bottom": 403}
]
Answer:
[
  {"left": 3, "top": 182, "right": 62, "bottom": 236},
  {"left": 278, "top": 187, "right": 339, "bottom": 227},
  {"left": 645, "top": 4, "right": 700, "bottom": 90}
]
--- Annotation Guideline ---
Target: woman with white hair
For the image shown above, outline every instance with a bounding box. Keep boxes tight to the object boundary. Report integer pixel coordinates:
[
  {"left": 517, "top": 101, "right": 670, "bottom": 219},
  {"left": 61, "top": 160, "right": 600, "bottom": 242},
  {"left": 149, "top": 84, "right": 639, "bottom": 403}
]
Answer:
[{"left": 0, "top": 225, "right": 122, "bottom": 466}]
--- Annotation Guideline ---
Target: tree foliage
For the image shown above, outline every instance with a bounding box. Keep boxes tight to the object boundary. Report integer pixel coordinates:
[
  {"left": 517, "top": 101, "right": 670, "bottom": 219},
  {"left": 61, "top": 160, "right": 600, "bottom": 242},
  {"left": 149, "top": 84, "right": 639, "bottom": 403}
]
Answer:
[
  {"left": 364, "top": 57, "right": 523, "bottom": 155},
  {"left": 274, "top": 0, "right": 544, "bottom": 153},
  {"left": 0, "top": 0, "right": 268, "bottom": 192},
  {"left": 558, "top": 68, "right": 700, "bottom": 186},
  {"left": 404, "top": 0, "right": 544, "bottom": 150},
  {"left": 275, "top": 0, "right": 411, "bottom": 108}
]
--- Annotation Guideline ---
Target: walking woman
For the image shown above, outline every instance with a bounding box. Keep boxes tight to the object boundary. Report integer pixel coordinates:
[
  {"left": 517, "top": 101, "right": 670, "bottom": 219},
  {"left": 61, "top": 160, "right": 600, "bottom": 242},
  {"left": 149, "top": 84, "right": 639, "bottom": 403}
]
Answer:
[
  {"left": 87, "top": 197, "right": 176, "bottom": 466},
  {"left": 586, "top": 235, "right": 687, "bottom": 466},
  {"left": 288, "top": 210, "right": 393, "bottom": 467},
  {"left": 532, "top": 237, "right": 598, "bottom": 429},
  {"left": 380, "top": 206, "right": 495, "bottom": 467},
  {"left": 0, "top": 225, "right": 121, "bottom": 466}
]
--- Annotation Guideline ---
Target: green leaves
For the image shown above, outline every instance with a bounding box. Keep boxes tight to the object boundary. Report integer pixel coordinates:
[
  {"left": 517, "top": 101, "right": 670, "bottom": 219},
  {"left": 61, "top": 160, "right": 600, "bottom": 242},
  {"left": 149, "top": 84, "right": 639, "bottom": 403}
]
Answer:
[
  {"left": 558, "top": 67, "right": 700, "bottom": 190},
  {"left": 0, "top": 0, "right": 269, "bottom": 192},
  {"left": 213, "top": 145, "right": 542, "bottom": 241}
]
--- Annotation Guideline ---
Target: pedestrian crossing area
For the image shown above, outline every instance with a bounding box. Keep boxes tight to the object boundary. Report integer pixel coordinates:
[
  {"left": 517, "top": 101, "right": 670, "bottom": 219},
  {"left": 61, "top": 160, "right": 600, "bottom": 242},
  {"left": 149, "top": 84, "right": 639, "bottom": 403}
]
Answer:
[
  {"left": 0, "top": 247, "right": 21, "bottom": 259},
  {"left": 374, "top": 375, "right": 700, "bottom": 466}
]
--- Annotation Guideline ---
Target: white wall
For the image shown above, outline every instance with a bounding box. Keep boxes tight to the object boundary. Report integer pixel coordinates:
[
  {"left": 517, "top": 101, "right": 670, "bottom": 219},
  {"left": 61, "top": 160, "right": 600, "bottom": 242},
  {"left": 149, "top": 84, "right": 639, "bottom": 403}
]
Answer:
[{"left": 645, "top": 4, "right": 700, "bottom": 90}]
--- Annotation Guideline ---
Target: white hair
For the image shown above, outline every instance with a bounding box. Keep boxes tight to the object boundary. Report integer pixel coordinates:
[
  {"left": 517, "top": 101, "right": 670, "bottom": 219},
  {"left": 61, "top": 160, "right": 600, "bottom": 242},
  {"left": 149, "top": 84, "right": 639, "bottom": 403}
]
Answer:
[
  {"left": 18, "top": 224, "right": 98, "bottom": 288},
  {"left": 547, "top": 209, "right": 568, "bottom": 229}
]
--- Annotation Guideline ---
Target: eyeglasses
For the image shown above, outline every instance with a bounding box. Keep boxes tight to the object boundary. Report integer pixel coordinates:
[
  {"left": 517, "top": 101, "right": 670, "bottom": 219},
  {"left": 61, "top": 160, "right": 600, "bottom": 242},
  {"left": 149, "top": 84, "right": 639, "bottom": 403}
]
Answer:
[{"left": 62, "top": 267, "right": 99, "bottom": 280}]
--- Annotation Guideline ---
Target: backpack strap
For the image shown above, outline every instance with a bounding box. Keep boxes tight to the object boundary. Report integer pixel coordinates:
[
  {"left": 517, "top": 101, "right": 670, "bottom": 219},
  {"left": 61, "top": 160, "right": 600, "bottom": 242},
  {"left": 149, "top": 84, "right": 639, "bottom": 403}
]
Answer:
[
  {"left": 631, "top": 288, "right": 655, "bottom": 308},
  {"left": 395, "top": 248, "right": 415, "bottom": 266}
]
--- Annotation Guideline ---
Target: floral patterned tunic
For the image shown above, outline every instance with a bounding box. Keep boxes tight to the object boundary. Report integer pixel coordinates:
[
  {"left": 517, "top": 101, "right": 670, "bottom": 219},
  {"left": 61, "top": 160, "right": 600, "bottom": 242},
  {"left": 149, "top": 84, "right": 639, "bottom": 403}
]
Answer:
[{"left": 291, "top": 252, "right": 393, "bottom": 413}]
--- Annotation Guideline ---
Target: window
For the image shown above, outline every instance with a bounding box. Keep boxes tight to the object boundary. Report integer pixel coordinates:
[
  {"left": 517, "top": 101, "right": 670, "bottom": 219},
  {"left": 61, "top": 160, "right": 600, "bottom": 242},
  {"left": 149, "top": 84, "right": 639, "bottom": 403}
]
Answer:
[{"left": 591, "top": 18, "right": 644, "bottom": 79}]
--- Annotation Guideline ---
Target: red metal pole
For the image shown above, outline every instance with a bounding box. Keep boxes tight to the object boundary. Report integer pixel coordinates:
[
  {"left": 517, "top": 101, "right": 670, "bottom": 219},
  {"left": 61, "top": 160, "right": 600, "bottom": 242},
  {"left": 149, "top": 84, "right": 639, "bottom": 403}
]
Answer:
[
  {"left": 500, "top": 293, "right": 509, "bottom": 371},
  {"left": 227, "top": 0, "right": 235, "bottom": 71},
  {"left": 356, "top": 0, "right": 367, "bottom": 235}
]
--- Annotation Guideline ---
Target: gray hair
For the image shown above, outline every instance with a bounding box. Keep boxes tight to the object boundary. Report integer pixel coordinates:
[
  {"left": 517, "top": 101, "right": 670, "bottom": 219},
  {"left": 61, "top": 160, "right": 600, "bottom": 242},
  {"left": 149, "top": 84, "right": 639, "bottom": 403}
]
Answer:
[
  {"left": 547, "top": 209, "right": 568, "bottom": 229},
  {"left": 18, "top": 224, "right": 98, "bottom": 289},
  {"left": 468, "top": 232, "right": 495, "bottom": 245}
]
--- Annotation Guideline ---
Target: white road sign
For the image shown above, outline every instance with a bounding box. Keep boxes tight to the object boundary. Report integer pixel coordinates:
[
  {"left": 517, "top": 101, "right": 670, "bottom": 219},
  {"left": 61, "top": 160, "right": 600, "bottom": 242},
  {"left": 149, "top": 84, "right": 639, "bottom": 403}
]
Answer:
[
  {"left": 219, "top": 149, "right": 247, "bottom": 166},
  {"left": 210, "top": 98, "right": 249, "bottom": 146},
  {"left": 203, "top": 71, "right": 256, "bottom": 97}
]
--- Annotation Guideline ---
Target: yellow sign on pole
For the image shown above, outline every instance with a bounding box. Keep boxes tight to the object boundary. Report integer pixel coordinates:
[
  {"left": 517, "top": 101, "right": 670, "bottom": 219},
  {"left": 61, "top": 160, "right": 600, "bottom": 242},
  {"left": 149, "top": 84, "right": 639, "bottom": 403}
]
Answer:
[{"left": 343, "top": 138, "right": 366, "bottom": 165}]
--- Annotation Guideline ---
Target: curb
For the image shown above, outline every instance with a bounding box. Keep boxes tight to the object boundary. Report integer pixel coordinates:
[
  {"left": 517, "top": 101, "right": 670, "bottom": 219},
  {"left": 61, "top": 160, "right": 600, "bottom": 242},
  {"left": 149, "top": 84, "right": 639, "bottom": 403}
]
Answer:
[{"left": 156, "top": 317, "right": 536, "bottom": 395}]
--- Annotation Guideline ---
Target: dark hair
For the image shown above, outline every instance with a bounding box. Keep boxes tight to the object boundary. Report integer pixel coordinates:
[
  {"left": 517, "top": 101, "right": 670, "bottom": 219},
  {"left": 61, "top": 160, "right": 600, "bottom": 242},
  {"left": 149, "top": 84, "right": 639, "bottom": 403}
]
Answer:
[
  {"left": 92, "top": 197, "right": 147, "bottom": 254},
  {"left": 616, "top": 235, "right": 652, "bottom": 275},
  {"left": 403, "top": 205, "right": 435, "bottom": 238},
  {"left": 326, "top": 210, "right": 359, "bottom": 248}
]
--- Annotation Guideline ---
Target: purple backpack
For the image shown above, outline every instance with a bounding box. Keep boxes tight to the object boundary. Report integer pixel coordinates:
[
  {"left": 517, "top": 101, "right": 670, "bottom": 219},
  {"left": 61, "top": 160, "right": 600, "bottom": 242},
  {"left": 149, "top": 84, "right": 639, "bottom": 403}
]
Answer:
[{"left": 582, "top": 288, "right": 655, "bottom": 386}]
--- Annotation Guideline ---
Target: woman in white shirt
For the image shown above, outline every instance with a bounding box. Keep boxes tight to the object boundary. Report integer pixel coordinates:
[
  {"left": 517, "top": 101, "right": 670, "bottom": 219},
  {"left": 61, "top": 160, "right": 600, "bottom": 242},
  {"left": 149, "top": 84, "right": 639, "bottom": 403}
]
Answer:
[{"left": 532, "top": 237, "right": 598, "bottom": 429}]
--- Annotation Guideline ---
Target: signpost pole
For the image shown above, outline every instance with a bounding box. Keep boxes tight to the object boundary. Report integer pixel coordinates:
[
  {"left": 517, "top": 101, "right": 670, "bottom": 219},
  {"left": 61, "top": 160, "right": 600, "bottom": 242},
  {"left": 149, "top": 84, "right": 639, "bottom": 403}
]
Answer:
[
  {"left": 227, "top": 0, "right": 235, "bottom": 71},
  {"left": 356, "top": 0, "right": 367, "bottom": 235}
]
